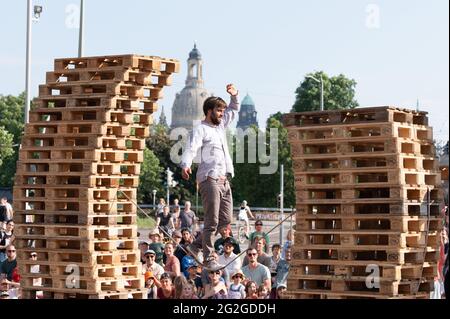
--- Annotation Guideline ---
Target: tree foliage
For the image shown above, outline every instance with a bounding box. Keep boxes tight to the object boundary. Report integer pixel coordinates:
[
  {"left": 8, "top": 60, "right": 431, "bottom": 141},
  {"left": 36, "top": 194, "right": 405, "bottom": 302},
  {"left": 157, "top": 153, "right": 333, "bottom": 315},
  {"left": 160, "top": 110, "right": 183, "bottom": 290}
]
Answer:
[
  {"left": 0, "top": 127, "right": 14, "bottom": 167},
  {"left": 292, "top": 71, "right": 359, "bottom": 112},
  {"left": 0, "top": 93, "right": 26, "bottom": 187}
]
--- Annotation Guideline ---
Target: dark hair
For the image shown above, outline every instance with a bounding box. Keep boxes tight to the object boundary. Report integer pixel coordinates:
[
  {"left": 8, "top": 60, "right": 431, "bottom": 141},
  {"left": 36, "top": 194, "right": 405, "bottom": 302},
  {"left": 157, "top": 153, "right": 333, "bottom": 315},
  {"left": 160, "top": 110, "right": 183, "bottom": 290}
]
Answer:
[
  {"left": 255, "top": 220, "right": 263, "bottom": 226},
  {"left": 203, "top": 96, "right": 227, "bottom": 116},
  {"left": 271, "top": 244, "right": 281, "bottom": 251}
]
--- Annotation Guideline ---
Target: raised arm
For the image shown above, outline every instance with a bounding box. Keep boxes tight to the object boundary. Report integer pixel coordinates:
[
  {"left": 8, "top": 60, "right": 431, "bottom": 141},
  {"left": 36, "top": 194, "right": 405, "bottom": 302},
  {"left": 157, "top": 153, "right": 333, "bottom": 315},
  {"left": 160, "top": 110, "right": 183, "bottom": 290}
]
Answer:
[{"left": 221, "top": 84, "right": 240, "bottom": 129}]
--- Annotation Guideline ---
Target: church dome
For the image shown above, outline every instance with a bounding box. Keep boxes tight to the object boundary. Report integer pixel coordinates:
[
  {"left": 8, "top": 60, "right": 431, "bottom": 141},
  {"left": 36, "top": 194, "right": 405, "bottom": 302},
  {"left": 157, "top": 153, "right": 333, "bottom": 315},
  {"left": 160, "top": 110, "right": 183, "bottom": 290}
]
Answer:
[
  {"left": 241, "top": 94, "right": 255, "bottom": 112},
  {"left": 189, "top": 44, "right": 202, "bottom": 60}
]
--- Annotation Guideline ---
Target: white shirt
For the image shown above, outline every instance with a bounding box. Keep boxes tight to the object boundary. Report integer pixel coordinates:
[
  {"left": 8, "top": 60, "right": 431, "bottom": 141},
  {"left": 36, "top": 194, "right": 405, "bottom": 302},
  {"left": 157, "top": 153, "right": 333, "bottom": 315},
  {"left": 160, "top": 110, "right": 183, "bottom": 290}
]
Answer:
[
  {"left": 181, "top": 95, "right": 240, "bottom": 183},
  {"left": 142, "top": 262, "right": 165, "bottom": 279},
  {"left": 218, "top": 252, "right": 242, "bottom": 280}
]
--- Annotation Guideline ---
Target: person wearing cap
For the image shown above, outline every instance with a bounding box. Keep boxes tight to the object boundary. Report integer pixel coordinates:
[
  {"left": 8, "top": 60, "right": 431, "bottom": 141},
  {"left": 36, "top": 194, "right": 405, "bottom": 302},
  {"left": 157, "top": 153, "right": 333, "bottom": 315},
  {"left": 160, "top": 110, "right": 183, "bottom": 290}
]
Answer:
[
  {"left": 214, "top": 224, "right": 241, "bottom": 255},
  {"left": 218, "top": 237, "right": 242, "bottom": 285},
  {"left": 249, "top": 220, "right": 270, "bottom": 253},
  {"left": 180, "top": 84, "right": 240, "bottom": 271},
  {"left": 142, "top": 249, "right": 164, "bottom": 287},
  {"left": 183, "top": 256, "right": 203, "bottom": 297},
  {"left": 144, "top": 271, "right": 158, "bottom": 299},
  {"left": 148, "top": 229, "right": 165, "bottom": 266},
  {"left": 228, "top": 270, "right": 246, "bottom": 299},
  {"left": 275, "top": 283, "right": 287, "bottom": 299}
]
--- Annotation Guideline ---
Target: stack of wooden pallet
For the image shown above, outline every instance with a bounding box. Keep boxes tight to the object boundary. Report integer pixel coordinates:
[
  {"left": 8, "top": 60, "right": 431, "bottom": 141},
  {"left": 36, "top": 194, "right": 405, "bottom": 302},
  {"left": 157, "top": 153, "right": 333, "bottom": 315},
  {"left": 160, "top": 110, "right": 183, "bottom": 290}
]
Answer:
[
  {"left": 283, "top": 107, "right": 443, "bottom": 299},
  {"left": 13, "top": 54, "right": 179, "bottom": 299}
]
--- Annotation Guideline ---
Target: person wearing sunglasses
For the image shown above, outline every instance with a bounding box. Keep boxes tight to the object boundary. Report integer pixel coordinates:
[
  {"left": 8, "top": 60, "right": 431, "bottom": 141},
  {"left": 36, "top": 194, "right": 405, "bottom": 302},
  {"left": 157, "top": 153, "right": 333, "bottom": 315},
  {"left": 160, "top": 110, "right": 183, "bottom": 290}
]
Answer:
[
  {"left": 242, "top": 248, "right": 271, "bottom": 291},
  {"left": 142, "top": 249, "right": 164, "bottom": 287},
  {"left": 181, "top": 84, "right": 240, "bottom": 271},
  {"left": 0, "top": 244, "right": 17, "bottom": 281}
]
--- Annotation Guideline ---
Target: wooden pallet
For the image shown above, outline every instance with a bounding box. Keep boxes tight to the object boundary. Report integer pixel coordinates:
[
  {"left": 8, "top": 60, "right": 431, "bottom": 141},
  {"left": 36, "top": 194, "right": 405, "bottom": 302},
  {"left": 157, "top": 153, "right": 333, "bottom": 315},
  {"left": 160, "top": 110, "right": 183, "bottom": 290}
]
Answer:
[
  {"left": 284, "top": 106, "right": 443, "bottom": 299},
  {"left": 13, "top": 54, "right": 179, "bottom": 299}
]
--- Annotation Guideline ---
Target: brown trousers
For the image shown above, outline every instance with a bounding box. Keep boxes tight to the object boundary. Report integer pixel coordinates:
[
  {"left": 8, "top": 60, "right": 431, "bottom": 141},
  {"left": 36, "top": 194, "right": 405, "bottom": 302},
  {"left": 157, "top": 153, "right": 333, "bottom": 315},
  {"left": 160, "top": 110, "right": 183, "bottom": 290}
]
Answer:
[{"left": 192, "top": 178, "right": 233, "bottom": 261}]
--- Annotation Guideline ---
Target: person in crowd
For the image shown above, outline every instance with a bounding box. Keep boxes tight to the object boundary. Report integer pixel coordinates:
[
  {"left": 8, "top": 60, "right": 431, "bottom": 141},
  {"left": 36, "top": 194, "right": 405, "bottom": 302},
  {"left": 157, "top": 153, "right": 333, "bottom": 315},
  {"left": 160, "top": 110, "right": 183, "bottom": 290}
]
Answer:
[
  {"left": 148, "top": 229, "right": 165, "bottom": 266},
  {"left": 242, "top": 248, "right": 271, "bottom": 290},
  {"left": 282, "top": 230, "right": 294, "bottom": 259},
  {"left": 145, "top": 271, "right": 158, "bottom": 299},
  {"left": 180, "top": 228, "right": 194, "bottom": 246},
  {"left": 142, "top": 249, "right": 164, "bottom": 286},
  {"left": 180, "top": 282, "right": 199, "bottom": 299},
  {"left": 214, "top": 224, "right": 240, "bottom": 255},
  {"left": 257, "top": 283, "right": 270, "bottom": 299},
  {"left": 249, "top": 220, "right": 270, "bottom": 253},
  {"left": 202, "top": 269, "right": 228, "bottom": 299},
  {"left": 172, "top": 202, "right": 181, "bottom": 230},
  {"left": 243, "top": 236, "right": 271, "bottom": 268},
  {"left": 275, "top": 283, "right": 287, "bottom": 299},
  {"left": 238, "top": 200, "right": 254, "bottom": 239},
  {"left": 200, "top": 251, "right": 229, "bottom": 286},
  {"left": 275, "top": 243, "right": 292, "bottom": 288},
  {"left": 173, "top": 275, "right": 189, "bottom": 299},
  {"left": 227, "top": 270, "right": 246, "bottom": 299},
  {"left": 218, "top": 237, "right": 241, "bottom": 285},
  {"left": 0, "top": 220, "right": 15, "bottom": 262},
  {"left": 244, "top": 281, "right": 258, "bottom": 299},
  {"left": 179, "top": 201, "right": 197, "bottom": 233},
  {"left": 156, "top": 206, "right": 175, "bottom": 238},
  {"left": 172, "top": 230, "right": 187, "bottom": 262},
  {"left": 157, "top": 273, "right": 175, "bottom": 299},
  {"left": 156, "top": 198, "right": 166, "bottom": 217},
  {"left": 0, "top": 198, "right": 13, "bottom": 228},
  {"left": 0, "top": 245, "right": 17, "bottom": 281},
  {"left": 185, "top": 261, "right": 203, "bottom": 298},
  {"left": 139, "top": 241, "right": 149, "bottom": 264},
  {"left": 163, "top": 243, "right": 181, "bottom": 278}
]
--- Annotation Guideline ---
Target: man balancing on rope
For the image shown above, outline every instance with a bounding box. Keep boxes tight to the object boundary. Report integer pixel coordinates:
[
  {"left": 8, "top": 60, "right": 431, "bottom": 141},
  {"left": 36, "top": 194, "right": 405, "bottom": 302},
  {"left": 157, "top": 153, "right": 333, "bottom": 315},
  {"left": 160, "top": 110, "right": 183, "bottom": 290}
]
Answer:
[{"left": 181, "top": 83, "right": 239, "bottom": 271}]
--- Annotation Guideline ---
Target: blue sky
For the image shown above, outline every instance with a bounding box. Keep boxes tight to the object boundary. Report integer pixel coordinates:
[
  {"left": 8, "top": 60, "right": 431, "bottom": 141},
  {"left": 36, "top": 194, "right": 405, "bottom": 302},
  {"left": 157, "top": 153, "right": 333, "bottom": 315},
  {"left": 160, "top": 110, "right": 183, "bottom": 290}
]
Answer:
[{"left": 1, "top": 0, "right": 448, "bottom": 141}]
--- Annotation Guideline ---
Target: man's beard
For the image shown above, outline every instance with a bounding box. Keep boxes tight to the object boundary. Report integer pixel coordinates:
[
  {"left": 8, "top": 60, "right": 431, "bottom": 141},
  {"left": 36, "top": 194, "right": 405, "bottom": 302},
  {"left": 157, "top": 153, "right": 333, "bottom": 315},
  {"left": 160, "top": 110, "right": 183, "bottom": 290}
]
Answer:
[{"left": 211, "top": 113, "right": 221, "bottom": 125}]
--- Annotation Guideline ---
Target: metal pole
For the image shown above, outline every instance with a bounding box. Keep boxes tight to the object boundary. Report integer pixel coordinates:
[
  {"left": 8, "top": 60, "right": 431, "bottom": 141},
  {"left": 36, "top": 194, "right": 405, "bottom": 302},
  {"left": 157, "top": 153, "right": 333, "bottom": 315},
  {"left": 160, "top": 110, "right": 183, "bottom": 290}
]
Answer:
[
  {"left": 78, "top": 0, "right": 84, "bottom": 57},
  {"left": 320, "top": 75, "right": 324, "bottom": 111},
  {"left": 25, "top": 0, "right": 32, "bottom": 125},
  {"left": 280, "top": 164, "right": 284, "bottom": 245},
  {"left": 166, "top": 168, "right": 170, "bottom": 206}
]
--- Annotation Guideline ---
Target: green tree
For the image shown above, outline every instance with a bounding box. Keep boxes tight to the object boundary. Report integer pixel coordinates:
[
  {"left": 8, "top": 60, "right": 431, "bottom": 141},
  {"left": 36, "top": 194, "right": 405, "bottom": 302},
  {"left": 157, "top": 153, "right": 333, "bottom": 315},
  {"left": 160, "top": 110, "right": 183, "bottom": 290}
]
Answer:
[
  {"left": 232, "top": 115, "right": 295, "bottom": 208},
  {"left": 0, "top": 93, "right": 26, "bottom": 187},
  {"left": 138, "top": 148, "right": 164, "bottom": 203},
  {"left": 0, "top": 93, "right": 26, "bottom": 144},
  {"left": 0, "top": 127, "right": 14, "bottom": 167},
  {"left": 292, "top": 71, "right": 359, "bottom": 112}
]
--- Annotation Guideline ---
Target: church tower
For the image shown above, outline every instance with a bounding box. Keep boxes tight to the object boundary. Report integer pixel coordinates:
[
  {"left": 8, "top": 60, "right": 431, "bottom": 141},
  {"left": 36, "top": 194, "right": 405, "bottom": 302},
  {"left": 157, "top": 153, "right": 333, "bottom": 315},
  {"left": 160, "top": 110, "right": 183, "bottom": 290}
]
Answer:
[
  {"left": 237, "top": 93, "right": 259, "bottom": 130},
  {"left": 171, "top": 44, "right": 210, "bottom": 130}
]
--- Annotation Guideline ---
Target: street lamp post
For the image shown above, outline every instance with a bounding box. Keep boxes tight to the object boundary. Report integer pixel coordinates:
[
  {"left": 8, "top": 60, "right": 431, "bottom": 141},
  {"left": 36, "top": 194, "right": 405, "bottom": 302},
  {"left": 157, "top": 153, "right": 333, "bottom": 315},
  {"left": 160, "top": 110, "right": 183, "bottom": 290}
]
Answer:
[
  {"left": 152, "top": 189, "right": 157, "bottom": 211},
  {"left": 25, "top": 2, "right": 43, "bottom": 125},
  {"left": 306, "top": 75, "right": 324, "bottom": 111},
  {"left": 78, "top": 0, "right": 84, "bottom": 57}
]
